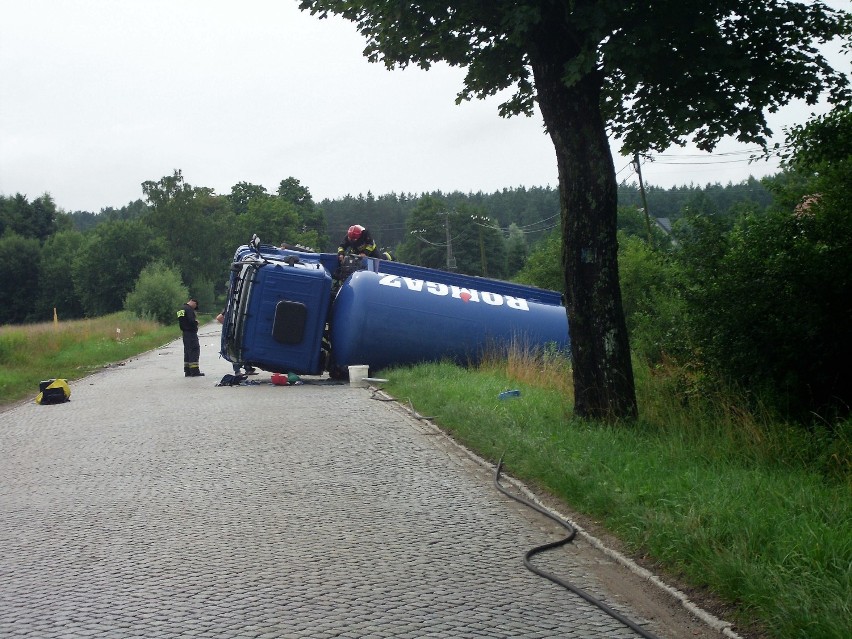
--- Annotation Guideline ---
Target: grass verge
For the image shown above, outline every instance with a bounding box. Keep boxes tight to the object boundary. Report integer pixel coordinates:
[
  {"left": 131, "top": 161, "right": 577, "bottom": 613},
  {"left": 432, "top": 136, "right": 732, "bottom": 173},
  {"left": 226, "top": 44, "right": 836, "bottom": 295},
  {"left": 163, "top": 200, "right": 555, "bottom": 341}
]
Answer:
[
  {"left": 381, "top": 355, "right": 851, "bottom": 639},
  {"left": 0, "top": 313, "right": 180, "bottom": 406}
]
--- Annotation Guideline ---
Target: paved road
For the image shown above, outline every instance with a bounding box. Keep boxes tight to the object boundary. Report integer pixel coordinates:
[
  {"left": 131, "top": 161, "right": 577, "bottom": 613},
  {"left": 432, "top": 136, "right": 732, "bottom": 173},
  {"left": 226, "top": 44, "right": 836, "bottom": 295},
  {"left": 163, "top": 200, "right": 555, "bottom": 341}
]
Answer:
[{"left": 0, "top": 326, "right": 718, "bottom": 638}]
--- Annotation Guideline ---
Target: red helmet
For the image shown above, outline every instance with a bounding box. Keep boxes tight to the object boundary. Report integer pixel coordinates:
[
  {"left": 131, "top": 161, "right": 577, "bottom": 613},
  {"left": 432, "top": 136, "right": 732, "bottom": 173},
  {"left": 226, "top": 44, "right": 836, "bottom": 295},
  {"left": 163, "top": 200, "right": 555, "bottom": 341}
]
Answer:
[{"left": 347, "top": 225, "right": 364, "bottom": 241}]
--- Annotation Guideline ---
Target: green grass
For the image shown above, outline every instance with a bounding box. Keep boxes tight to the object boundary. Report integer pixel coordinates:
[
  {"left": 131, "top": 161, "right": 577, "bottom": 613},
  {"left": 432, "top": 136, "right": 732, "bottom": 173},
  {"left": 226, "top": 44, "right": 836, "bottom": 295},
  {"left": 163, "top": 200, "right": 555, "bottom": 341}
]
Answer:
[
  {"left": 381, "top": 358, "right": 851, "bottom": 639},
  {"left": 0, "top": 312, "right": 181, "bottom": 406}
]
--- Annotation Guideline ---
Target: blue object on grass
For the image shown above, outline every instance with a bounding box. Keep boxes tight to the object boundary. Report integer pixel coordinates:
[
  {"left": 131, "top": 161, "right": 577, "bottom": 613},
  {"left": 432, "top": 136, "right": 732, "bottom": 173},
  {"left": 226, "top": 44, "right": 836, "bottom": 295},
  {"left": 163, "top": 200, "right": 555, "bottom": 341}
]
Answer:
[{"left": 498, "top": 389, "right": 521, "bottom": 400}]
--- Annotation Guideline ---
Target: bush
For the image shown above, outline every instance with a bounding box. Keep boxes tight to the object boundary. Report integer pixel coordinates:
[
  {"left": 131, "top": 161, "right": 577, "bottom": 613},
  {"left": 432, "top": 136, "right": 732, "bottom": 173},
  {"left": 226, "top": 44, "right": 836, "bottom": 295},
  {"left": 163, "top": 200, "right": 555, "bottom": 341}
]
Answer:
[
  {"left": 71, "top": 219, "right": 164, "bottom": 317},
  {"left": 513, "top": 230, "right": 562, "bottom": 292},
  {"left": 617, "top": 233, "right": 691, "bottom": 363},
  {"left": 0, "top": 233, "right": 41, "bottom": 324},
  {"left": 185, "top": 276, "right": 215, "bottom": 317},
  {"left": 124, "top": 262, "right": 189, "bottom": 325},
  {"left": 674, "top": 202, "right": 852, "bottom": 422}
]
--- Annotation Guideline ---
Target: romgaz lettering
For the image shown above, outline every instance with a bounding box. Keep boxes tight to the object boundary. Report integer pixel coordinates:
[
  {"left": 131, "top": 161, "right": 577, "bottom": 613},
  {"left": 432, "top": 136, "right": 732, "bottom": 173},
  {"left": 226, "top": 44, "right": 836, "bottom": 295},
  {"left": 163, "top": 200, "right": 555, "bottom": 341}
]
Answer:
[{"left": 378, "top": 274, "right": 529, "bottom": 311}]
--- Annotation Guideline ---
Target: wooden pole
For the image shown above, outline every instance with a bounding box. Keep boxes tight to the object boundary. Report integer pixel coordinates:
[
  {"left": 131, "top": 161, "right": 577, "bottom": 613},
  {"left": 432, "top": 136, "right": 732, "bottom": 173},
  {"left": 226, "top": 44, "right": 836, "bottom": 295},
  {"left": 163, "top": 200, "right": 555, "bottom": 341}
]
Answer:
[{"left": 634, "top": 152, "right": 654, "bottom": 246}]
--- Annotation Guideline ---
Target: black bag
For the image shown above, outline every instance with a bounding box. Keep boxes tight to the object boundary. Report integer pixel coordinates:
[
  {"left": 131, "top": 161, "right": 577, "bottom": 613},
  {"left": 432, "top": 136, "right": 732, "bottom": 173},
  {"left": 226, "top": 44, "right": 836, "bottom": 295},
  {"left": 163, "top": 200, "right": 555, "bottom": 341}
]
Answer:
[
  {"left": 36, "top": 379, "right": 71, "bottom": 404},
  {"left": 217, "top": 373, "right": 247, "bottom": 387}
]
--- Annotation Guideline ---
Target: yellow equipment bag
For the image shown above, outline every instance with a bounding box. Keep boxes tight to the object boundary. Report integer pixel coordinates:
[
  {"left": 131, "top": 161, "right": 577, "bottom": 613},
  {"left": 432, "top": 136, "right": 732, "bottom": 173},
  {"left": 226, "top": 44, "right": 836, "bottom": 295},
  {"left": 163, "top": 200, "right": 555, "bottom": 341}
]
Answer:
[{"left": 36, "top": 378, "right": 71, "bottom": 405}]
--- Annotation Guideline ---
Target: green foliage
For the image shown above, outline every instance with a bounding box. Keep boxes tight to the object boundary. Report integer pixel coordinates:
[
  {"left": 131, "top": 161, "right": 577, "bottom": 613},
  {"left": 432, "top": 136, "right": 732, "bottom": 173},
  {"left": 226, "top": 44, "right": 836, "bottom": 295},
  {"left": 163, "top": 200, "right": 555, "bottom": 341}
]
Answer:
[
  {"left": 450, "top": 205, "right": 507, "bottom": 277},
  {"left": 504, "top": 223, "right": 528, "bottom": 276},
  {"left": 141, "top": 170, "right": 234, "bottom": 294},
  {"left": 229, "top": 181, "right": 269, "bottom": 216},
  {"left": 396, "top": 197, "right": 508, "bottom": 276},
  {"left": 513, "top": 230, "right": 562, "bottom": 292},
  {"left": 139, "top": 171, "right": 327, "bottom": 298},
  {"left": 617, "top": 205, "right": 672, "bottom": 246},
  {"left": 190, "top": 277, "right": 216, "bottom": 319},
  {"left": 321, "top": 190, "right": 418, "bottom": 252},
  {"left": 300, "top": 0, "right": 849, "bottom": 155},
  {"left": 772, "top": 106, "right": 852, "bottom": 220},
  {"left": 235, "top": 197, "right": 300, "bottom": 245},
  {"left": 694, "top": 202, "right": 851, "bottom": 420},
  {"left": 603, "top": 1, "right": 851, "bottom": 153},
  {"left": 36, "top": 230, "right": 86, "bottom": 321},
  {"left": 317, "top": 182, "right": 774, "bottom": 255},
  {"left": 396, "top": 195, "right": 449, "bottom": 268},
  {"left": 67, "top": 199, "right": 150, "bottom": 233},
  {"left": 672, "top": 212, "right": 732, "bottom": 282},
  {"left": 124, "top": 261, "right": 189, "bottom": 324},
  {"left": 0, "top": 193, "right": 62, "bottom": 241},
  {"left": 782, "top": 106, "right": 852, "bottom": 170},
  {"left": 0, "top": 234, "right": 42, "bottom": 324},
  {"left": 71, "top": 219, "right": 163, "bottom": 317},
  {"left": 277, "top": 177, "right": 328, "bottom": 249},
  {"left": 617, "top": 234, "right": 690, "bottom": 363},
  {"left": 619, "top": 178, "right": 774, "bottom": 222},
  {"left": 669, "top": 109, "right": 852, "bottom": 421},
  {"left": 616, "top": 205, "right": 651, "bottom": 239}
]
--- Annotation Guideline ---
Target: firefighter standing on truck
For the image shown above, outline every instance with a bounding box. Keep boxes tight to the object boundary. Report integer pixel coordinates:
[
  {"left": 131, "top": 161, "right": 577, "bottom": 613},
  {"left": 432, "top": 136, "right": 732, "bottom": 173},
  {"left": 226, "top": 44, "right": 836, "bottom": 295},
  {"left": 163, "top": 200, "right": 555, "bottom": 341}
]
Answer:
[
  {"left": 178, "top": 298, "right": 204, "bottom": 377},
  {"left": 337, "top": 225, "right": 379, "bottom": 262}
]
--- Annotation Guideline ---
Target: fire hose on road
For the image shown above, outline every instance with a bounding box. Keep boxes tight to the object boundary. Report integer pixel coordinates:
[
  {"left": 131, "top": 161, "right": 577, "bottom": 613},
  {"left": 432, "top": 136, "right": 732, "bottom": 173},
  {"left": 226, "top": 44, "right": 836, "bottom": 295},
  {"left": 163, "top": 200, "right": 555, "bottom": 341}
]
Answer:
[{"left": 494, "top": 456, "right": 662, "bottom": 639}]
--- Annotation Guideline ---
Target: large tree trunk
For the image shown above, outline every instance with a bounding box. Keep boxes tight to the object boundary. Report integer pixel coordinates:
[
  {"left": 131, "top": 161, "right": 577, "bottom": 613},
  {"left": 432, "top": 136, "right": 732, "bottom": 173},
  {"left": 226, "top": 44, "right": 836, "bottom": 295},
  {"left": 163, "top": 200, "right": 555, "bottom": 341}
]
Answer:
[{"left": 530, "top": 37, "right": 638, "bottom": 421}]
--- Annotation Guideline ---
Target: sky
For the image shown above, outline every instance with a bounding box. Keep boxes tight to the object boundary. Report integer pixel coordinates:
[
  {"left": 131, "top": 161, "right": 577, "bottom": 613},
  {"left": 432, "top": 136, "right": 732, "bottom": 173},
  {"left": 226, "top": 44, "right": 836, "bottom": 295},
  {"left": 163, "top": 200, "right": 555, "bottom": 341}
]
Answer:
[{"left": 1, "top": 0, "right": 849, "bottom": 213}]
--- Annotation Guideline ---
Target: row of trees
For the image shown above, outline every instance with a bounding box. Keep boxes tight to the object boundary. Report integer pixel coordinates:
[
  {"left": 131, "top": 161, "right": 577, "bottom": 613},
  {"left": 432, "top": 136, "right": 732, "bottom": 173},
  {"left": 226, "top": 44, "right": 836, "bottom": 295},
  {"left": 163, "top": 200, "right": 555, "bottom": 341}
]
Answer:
[
  {"left": 1, "top": 171, "right": 781, "bottom": 328},
  {"left": 0, "top": 173, "right": 326, "bottom": 325},
  {"left": 318, "top": 185, "right": 561, "bottom": 251},
  {"left": 316, "top": 180, "right": 774, "bottom": 255}
]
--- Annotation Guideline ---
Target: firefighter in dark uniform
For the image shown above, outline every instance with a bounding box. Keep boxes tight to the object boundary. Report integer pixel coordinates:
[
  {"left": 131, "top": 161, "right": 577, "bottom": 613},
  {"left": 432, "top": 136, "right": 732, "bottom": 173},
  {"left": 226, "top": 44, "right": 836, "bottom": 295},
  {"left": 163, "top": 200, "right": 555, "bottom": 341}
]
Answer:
[
  {"left": 178, "top": 298, "right": 204, "bottom": 377},
  {"left": 337, "top": 225, "right": 379, "bottom": 262}
]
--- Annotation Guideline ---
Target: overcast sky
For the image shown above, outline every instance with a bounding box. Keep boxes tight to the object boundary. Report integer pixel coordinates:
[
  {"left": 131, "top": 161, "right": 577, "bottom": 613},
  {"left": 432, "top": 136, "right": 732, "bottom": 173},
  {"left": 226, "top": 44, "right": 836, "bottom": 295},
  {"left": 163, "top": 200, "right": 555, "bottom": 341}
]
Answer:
[{"left": 1, "top": 1, "right": 849, "bottom": 213}]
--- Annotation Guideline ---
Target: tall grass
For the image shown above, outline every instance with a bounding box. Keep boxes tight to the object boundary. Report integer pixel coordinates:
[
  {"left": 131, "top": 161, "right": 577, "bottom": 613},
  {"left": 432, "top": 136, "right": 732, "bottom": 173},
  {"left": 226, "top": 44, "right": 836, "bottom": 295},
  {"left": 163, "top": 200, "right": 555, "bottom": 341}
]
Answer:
[
  {"left": 0, "top": 313, "right": 178, "bottom": 406},
  {"left": 382, "top": 352, "right": 851, "bottom": 639}
]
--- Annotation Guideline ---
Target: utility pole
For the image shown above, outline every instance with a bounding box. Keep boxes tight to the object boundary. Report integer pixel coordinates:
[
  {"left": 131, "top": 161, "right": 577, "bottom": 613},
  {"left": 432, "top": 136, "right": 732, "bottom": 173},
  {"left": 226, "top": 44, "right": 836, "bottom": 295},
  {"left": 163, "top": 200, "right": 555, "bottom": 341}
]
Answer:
[
  {"left": 473, "top": 215, "right": 488, "bottom": 276},
  {"left": 444, "top": 212, "right": 456, "bottom": 271},
  {"left": 633, "top": 152, "right": 654, "bottom": 246}
]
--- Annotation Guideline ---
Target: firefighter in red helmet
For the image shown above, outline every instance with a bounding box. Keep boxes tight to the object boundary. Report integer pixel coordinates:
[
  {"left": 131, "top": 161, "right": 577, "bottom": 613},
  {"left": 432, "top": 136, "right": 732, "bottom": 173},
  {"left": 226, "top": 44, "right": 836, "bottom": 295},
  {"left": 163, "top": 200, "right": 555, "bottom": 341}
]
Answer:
[{"left": 337, "top": 224, "right": 379, "bottom": 262}]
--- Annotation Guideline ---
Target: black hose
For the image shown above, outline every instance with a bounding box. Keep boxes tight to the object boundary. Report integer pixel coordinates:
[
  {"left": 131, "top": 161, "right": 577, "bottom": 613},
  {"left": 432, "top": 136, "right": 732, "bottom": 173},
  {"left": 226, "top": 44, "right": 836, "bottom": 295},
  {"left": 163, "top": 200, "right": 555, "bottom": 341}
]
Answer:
[{"left": 494, "top": 456, "right": 662, "bottom": 639}]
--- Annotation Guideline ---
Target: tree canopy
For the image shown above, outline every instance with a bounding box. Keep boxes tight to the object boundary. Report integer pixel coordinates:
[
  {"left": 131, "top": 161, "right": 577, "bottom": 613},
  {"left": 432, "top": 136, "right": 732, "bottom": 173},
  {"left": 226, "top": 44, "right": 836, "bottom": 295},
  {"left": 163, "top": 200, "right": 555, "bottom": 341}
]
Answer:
[{"left": 300, "top": 1, "right": 849, "bottom": 153}]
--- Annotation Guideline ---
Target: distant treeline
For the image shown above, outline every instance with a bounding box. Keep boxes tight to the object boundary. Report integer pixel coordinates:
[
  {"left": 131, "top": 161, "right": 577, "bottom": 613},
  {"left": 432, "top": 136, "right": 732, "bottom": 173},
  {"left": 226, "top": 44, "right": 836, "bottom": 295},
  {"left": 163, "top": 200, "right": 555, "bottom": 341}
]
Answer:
[
  {"left": 312, "top": 177, "right": 774, "bottom": 251},
  {"left": 0, "top": 172, "right": 780, "bottom": 329},
  {"left": 63, "top": 177, "right": 774, "bottom": 251}
]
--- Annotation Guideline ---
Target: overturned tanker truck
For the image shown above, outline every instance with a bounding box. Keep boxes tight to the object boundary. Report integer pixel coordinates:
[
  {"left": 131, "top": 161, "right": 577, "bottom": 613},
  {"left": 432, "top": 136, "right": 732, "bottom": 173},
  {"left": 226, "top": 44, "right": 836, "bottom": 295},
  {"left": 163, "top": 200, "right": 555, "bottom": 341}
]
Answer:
[{"left": 219, "top": 238, "right": 570, "bottom": 379}]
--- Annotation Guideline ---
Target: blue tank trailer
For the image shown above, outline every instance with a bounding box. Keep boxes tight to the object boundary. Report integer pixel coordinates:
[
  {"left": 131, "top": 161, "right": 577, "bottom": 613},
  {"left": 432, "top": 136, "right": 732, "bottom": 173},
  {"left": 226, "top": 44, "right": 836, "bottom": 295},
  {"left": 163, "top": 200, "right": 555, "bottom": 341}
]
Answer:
[{"left": 219, "top": 240, "right": 570, "bottom": 379}]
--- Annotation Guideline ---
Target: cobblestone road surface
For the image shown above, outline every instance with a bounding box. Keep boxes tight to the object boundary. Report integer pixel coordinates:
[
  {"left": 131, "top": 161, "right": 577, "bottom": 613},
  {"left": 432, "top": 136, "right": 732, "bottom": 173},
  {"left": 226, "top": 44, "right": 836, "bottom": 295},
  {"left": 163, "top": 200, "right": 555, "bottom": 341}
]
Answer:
[{"left": 1, "top": 326, "right": 707, "bottom": 638}]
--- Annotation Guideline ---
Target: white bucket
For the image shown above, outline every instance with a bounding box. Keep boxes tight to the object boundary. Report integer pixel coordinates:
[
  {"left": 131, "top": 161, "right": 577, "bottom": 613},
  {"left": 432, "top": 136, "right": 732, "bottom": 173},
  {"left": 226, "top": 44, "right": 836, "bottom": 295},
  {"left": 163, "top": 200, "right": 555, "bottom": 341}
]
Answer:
[{"left": 348, "top": 365, "right": 369, "bottom": 388}]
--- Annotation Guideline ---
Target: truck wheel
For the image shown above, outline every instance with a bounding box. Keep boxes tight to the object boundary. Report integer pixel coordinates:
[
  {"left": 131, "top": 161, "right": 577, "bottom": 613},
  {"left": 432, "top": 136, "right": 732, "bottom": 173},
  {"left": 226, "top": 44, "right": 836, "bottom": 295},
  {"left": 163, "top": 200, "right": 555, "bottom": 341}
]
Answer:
[{"left": 329, "top": 365, "right": 348, "bottom": 381}]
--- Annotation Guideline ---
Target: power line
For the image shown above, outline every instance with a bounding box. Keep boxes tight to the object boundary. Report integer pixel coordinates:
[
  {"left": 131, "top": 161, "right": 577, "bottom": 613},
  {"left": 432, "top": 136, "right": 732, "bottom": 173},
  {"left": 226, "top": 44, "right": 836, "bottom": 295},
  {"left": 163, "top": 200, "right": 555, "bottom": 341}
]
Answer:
[
  {"left": 649, "top": 158, "right": 763, "bottom": 165},
  {"left": 616, "top": 160, "right": 635, "bottom": 177},
  {"left": 653, "top": 147, "right": 769, "bottom": 158}
]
